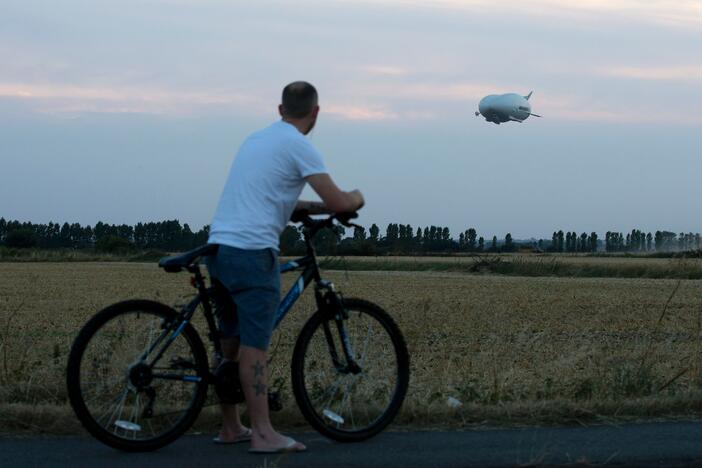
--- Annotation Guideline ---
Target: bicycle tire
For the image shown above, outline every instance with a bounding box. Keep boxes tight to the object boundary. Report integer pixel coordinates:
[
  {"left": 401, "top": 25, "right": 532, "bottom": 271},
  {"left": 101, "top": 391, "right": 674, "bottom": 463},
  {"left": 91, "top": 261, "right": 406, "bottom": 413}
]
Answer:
[
  {"left": 291, "top": 298, "right": 409, "bottom": 442},
  {"left": 66, "top": 300, "right": 209, "bottom": 452}
]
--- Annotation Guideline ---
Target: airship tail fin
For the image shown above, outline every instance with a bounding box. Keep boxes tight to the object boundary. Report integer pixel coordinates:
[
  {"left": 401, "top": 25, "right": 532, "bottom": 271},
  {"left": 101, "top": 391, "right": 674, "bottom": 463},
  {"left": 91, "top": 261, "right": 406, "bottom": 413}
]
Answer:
[
  {"left": 525, "top": 91, "right": 533, "bottom": 100},
  {"left": 529, "top": 112, "right": 542, "bottom": 118}
]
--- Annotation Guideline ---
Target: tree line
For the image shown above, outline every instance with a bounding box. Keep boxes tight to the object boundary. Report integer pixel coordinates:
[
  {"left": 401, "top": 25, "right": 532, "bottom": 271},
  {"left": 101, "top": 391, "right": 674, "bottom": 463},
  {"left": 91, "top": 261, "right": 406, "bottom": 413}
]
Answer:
[
  {"left": 1, "top": 217, "right": 700, "bottom": 256},
  {"left": 0, "top": 218, "right": 209, "bottom": 252}
]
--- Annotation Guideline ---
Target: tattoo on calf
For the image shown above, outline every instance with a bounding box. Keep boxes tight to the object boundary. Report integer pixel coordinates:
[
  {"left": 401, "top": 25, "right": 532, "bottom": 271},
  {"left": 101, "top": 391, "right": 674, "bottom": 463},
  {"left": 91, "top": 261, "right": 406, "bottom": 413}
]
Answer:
[
  {"left": 253, "top": 381, "right": 267, "bottom": 396},
  {"left": 252, "top": 361, "right": 265, "bottom": 377}
]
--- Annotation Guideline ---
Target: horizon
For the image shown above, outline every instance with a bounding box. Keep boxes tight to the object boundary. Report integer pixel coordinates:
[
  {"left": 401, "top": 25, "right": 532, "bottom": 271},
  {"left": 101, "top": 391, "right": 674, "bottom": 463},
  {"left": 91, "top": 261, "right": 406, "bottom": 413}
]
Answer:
[{"left": 2, "top": 214, "right": 698, "bottom": 245}]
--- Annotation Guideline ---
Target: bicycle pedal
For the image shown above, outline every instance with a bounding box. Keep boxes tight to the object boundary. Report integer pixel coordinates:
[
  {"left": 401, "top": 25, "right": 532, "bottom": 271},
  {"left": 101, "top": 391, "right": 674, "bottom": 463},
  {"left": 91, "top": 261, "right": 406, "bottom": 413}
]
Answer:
[
  {"left": 214, "top": 361, "right": 246, "bottom": 404},
  {"left": 268, "top": 391, "right": 282, "bottom": 412}
]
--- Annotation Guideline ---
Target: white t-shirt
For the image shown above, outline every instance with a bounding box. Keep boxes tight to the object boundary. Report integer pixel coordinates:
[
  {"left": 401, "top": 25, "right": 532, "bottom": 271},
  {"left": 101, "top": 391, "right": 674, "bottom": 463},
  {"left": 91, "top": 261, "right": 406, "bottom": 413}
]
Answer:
[{"left": 208, "top": 120, "right": 328, "bottom": 251}]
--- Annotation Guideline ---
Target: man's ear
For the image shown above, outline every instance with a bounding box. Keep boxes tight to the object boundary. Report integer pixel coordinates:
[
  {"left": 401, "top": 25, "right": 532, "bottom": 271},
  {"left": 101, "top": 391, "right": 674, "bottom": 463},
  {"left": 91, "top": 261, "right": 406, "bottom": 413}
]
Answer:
[
  {"left": 310, "top": 105, "right": 320, "bottom": 118},
  {"left": 278, "top": 104, "right": 285, "bottom": 117}
]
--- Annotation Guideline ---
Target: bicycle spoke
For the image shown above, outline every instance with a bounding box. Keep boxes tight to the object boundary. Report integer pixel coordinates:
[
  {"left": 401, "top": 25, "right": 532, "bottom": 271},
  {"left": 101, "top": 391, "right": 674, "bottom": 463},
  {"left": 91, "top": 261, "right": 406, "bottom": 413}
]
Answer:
[
  {"left": 295, "top": 300, "right": 408, "bottom": 440},
  {"left": 107, "top": 389, "right": 129, "bottom": 434},
  {"left": 70, "top": 305, "right": 207, "bottom": 448}
]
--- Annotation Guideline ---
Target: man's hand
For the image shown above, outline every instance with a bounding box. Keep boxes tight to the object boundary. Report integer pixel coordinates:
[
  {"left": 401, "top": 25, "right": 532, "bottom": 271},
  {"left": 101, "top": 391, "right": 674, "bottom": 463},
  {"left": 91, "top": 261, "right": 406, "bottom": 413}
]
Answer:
[
  {"left": 348, "top": 189, "right": 365, "bottom": 210},
  {"left": 305, "top": 174, "right": 364, "bottom": 213}
]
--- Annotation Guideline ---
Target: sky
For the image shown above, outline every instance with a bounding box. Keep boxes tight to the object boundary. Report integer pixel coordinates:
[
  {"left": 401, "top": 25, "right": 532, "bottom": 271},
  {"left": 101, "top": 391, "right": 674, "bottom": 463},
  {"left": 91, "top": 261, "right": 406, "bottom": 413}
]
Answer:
[{"left": 1, "top": 0, "right": 701, "bottom": 239}]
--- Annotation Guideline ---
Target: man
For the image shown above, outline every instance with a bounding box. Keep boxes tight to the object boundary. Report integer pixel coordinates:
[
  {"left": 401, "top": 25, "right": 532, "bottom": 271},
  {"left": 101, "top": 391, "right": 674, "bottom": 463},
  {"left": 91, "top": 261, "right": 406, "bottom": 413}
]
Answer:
[{"left": 206, "top": 81, "right": 364, "bottom": 453}]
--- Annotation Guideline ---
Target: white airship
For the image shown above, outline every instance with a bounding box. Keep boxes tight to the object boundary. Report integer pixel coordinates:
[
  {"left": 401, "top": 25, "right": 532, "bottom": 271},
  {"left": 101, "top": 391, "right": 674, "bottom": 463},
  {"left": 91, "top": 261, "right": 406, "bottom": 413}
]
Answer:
[{"left": 475, "top": 91, "right": 542, "bottom": 124}]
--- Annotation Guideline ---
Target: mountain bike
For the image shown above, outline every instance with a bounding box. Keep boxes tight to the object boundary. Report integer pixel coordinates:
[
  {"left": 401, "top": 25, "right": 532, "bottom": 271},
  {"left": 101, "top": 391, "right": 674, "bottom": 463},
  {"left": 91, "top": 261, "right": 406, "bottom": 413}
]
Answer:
[{"left": 66, "top": 212, "right": 410, "bottom": 452}]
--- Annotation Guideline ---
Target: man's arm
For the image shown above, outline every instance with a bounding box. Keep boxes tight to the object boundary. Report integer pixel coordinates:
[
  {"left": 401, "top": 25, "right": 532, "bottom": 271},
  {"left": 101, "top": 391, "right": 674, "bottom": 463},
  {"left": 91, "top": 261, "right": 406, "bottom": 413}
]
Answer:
[
  {"left": 300, "top": 173, "right": 364, "bottom": 213},
  {"left": 295, "top": 200, "right": 333, "bottom": 215}
]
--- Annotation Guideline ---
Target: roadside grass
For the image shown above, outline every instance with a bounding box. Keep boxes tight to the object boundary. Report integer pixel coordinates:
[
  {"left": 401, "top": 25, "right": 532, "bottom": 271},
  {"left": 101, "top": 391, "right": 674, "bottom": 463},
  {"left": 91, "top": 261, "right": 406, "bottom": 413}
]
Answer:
[
  {"left": 319, "top": 255, "right": 702, "bottom": 279},
  {"left": 0, "top": 247, "right": 168, "bottom": 263},
  {"left": 2, "top": 264, "right": 702, "bottom": 435}
]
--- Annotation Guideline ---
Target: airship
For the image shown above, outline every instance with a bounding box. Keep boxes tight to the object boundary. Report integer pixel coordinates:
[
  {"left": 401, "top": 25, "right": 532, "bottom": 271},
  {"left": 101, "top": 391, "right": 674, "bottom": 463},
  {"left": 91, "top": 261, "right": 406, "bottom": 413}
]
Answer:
[{"left": 475, "top": 91, "right": 542, "bottom": 124}]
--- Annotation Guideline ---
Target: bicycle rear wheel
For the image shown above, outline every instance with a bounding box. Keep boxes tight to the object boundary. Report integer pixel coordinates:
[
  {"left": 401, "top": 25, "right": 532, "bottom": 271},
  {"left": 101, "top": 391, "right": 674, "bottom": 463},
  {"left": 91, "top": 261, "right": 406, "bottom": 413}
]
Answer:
[
  {"left": 291, "top": 298, "right": 409, "bottom": 442},
  {"left": 66, "top": 300, "right": 209, "bottom": 452}
]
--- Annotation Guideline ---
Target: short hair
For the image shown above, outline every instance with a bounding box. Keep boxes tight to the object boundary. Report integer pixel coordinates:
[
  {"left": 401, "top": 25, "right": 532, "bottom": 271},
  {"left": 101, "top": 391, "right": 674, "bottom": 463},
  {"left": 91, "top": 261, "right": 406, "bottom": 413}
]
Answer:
[{"left": 281, "top": 81, "right": 318, "bottom": 118}]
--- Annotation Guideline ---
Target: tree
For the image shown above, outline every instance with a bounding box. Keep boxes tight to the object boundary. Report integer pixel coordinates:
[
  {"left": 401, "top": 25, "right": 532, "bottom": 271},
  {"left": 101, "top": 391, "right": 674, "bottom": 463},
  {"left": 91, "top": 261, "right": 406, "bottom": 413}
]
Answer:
[
  {"left": 353, "top": 225, "right": 367, "bottom": 241},
  {"left": 280, "top": 226, "right": 302, "bottom": 255},
  {"left": 466, "top": 228, "right": 477, "bottom": 251},
  {"left": 551, "top": 232, "right": 558, "bottom": 252},
  {"left": 398, "top": 224, "right": 407, "bottom": 241},
  {"left": 590, "top": 232, "right": 598, "bottom": 252},
  {"left": 369, "top": 224, "right": 380, "bottom": 243},
  {"left": 96, "top": 235, "right": 132, "bottom": 253},
  {"left": 478, "top": 236, "right": 484, "bottom": 251},
  {"left": 442, "top": 227, "right": 450, "bottom": 241},
  {"left": 557, "top": 230, "right": 565, "bottom": 252},
  {"left": 5, "top": 229, "right": 37, "bottom": 248},
  {"left": 504, "top": 233, "right": 514, "bottom": 252},
  {"left": 313, "top": 226, "right": 343, "bottom": 255},
  {"left": 490, "top": 235, "right": 497, "bottom": 252},
  {"left": 385, "top": 223, "right": 399, "bottom": 249},
  {"left": 654, "top": 231, "right": 663, "bottom": 251}
]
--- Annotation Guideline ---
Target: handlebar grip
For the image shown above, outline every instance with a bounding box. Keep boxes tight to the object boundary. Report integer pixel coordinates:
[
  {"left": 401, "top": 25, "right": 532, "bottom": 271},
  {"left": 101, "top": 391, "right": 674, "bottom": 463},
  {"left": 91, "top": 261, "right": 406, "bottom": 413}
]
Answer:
[
  {"left": 290, "top": 209, "right": 310, "bottom": 223},
  {"left": 335, "top": 212, "right": 358, "bottom": 224}
]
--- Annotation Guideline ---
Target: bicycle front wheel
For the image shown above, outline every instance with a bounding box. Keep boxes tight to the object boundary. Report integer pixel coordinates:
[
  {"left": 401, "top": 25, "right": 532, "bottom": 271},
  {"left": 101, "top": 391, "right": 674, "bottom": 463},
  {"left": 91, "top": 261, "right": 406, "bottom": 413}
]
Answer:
[
  {"left": 291, "top": 298, "right": 409, "bottom": 442},
  {"left": 66, "top": 300, "right": 209, "bottom": 452}
]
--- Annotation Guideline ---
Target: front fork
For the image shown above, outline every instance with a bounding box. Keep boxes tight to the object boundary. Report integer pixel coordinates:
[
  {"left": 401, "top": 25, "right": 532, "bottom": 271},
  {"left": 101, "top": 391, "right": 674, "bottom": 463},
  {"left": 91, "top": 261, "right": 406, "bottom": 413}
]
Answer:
[{"left": 316, "top": 282, "right": 361, "bottom": 375}]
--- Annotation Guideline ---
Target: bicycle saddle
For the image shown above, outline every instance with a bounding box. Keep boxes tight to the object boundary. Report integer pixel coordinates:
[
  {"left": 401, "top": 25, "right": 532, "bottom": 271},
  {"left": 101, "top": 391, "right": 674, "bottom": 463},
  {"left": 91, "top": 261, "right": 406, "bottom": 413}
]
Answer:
[{"left": 158, "top": 244, "right": 219, "bottom": 273}]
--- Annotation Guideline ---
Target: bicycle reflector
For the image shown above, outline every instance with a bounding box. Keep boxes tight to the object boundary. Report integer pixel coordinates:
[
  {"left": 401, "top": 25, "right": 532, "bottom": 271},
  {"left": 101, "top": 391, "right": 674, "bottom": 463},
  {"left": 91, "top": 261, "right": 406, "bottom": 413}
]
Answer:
[{"left": 114, "top": 420, "right": 142, "bottom": 432}]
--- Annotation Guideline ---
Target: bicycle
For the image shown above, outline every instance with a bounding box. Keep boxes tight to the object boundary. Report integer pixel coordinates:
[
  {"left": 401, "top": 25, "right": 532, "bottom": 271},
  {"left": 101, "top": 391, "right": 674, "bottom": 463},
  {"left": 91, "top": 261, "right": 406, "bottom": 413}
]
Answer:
[{"left": 66, "top": 212, "right": 410, "bottom": 452}]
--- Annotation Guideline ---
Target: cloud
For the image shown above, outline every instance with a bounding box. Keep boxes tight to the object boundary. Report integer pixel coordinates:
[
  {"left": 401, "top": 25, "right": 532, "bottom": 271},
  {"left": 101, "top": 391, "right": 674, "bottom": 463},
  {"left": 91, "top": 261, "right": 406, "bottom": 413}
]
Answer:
[
  {"left": 0, "top": 82, "right": 260, "bottom": 115},
  {"left": 345, "top": 0, "right": 702, "bottom": 28},
  {"left": 365, "top": 82, "right": 497, "bottom": 101},
  {"left": 360, "top": 65, "right": 410, "bottom": 77},
  {"left": 597, "top": 65, "right": 702, "bottom": 82},
  {"left": 324, "top": 104, "right": 399, "bottom": 121}
]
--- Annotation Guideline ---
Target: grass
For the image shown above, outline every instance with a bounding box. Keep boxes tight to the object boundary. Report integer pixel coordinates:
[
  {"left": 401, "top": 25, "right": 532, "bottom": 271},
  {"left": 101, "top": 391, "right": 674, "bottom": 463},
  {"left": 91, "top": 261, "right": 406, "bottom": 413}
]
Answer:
[
  {"left": 318, "top": 254, "right": 702, "bottom": 279},
  {"left": 0, "top": 246, "right": 168, "bottom": 263},
  {"left": 2, "top": 262, "right": 702, "bottom": 435}
]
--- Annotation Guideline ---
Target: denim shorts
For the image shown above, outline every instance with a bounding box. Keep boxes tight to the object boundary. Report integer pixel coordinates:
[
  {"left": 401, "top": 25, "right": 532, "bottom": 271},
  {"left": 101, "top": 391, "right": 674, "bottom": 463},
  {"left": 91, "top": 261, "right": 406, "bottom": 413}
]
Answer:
[{"left": 206, "top": 244, "right": 280, "bottom": 350}]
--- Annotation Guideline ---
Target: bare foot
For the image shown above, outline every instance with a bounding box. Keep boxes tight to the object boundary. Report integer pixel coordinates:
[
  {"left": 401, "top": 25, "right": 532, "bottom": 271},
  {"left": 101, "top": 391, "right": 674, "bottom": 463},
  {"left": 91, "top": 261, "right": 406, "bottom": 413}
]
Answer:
[
  {"left": 250, "top": 430, "right": 306, "bottom": 452},
  {"left": 214, "top": 425, "right": 252, "bottom": 444},
  {"left": 249, "top": 436, "right": 306, "bottom": 453}
]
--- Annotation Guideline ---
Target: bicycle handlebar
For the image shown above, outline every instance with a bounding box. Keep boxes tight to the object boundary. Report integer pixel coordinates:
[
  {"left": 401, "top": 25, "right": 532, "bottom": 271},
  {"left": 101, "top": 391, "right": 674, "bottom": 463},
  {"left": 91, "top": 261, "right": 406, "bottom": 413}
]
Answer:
[{"left": 290, "top": 210, "right": 361, "bottom": 236}]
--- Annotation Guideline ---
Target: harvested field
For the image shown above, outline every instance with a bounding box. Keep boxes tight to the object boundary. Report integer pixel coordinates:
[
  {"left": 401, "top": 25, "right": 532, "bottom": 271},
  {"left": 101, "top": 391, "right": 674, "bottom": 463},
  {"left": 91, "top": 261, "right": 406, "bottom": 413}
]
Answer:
[{"left": 1, "top": 262, "right": 702, "bottom": 434}]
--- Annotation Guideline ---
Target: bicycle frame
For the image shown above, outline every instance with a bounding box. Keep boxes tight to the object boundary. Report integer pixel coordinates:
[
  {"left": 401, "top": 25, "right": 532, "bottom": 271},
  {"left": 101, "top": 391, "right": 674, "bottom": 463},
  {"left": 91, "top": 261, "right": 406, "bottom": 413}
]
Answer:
[{"left": 155, "top": 229, "right": 360, "bottom": 380}]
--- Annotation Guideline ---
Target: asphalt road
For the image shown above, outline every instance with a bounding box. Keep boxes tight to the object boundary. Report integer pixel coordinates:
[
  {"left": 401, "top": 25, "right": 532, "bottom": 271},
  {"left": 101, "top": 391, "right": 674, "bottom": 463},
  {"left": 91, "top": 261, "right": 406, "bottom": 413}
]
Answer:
[{"left": 3, "top": 422, "right": 702, "bottom": 467}]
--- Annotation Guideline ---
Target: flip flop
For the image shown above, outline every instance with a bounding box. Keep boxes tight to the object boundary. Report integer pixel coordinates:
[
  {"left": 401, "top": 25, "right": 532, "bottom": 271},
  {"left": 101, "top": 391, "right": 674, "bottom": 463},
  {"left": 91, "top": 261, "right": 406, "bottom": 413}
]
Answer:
[
  {"left": 248, "top": 436, "right": 307, "bottom": 454},
  {"left": 212, "top": 428, "right": 253, "bottom": 445}
]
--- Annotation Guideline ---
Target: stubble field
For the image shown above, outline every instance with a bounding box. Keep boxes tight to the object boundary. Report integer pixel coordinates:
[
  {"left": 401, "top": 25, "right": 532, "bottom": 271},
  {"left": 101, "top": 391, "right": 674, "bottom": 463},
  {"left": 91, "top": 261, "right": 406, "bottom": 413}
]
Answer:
[{"left": 1, "top": 260, "right": 702, "bottom": 434}]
